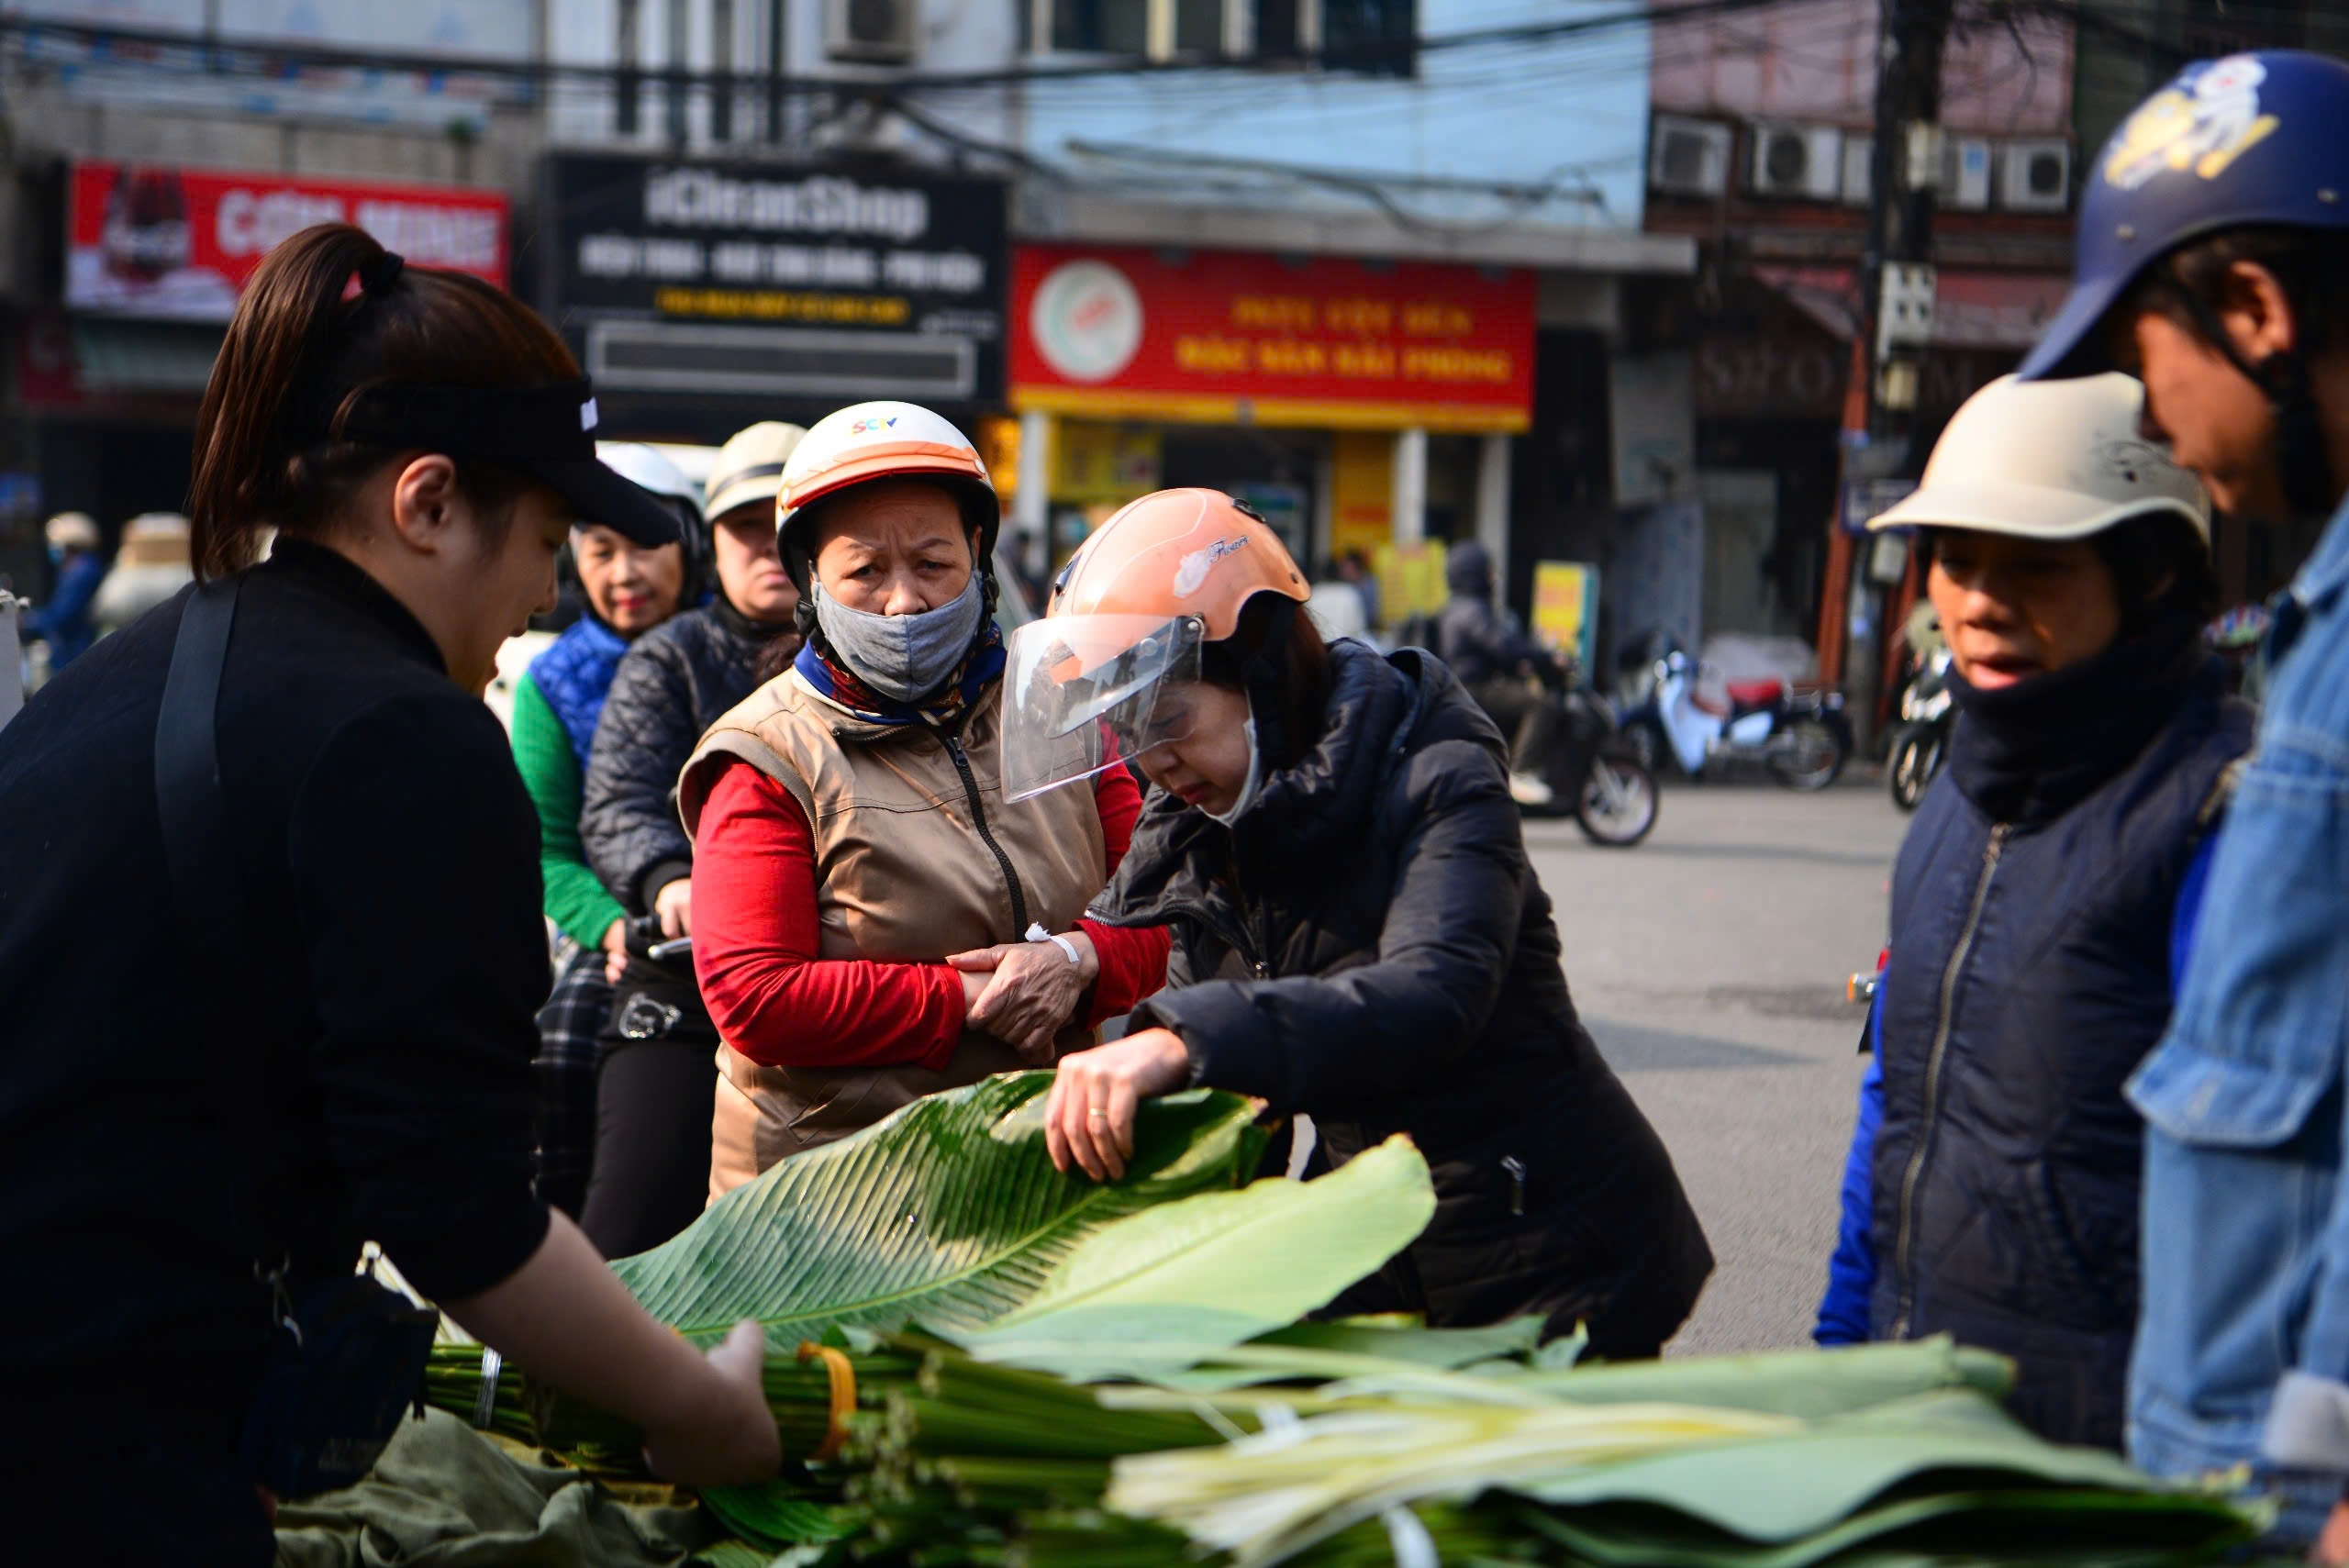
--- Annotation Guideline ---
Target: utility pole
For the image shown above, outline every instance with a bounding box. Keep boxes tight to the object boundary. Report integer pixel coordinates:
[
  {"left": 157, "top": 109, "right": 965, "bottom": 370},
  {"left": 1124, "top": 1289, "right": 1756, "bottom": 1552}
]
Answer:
[{"left": 1817, "top": 0, "right": 1953, "bottom": 744}]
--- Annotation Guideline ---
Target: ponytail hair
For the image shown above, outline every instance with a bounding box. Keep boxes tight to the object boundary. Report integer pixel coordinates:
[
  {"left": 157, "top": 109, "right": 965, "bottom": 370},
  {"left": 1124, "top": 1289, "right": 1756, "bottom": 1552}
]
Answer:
[{"left": 189, "top": 223, "right": 581, "bottom": 581}]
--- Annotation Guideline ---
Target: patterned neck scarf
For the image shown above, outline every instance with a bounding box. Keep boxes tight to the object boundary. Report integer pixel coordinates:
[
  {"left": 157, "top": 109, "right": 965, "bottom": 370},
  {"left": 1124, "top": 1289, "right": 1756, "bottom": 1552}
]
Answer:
[{"left": 795, "top": 619, "right": 1007, "bottom": 728}]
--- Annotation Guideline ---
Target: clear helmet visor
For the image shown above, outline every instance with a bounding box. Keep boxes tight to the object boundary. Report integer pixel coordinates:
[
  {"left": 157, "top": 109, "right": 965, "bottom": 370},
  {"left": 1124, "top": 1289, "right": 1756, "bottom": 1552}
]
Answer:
[{"left": 1000, "top": 614, "right": 1205, "bottom": 804}]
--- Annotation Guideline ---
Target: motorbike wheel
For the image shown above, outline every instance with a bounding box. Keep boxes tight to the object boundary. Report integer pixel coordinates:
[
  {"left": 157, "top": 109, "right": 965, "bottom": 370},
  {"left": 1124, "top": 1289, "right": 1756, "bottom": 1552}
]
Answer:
[
  {"left": 1574, "top": 748, "right": 1659, "bottom": 847},
  {"left": 1886, "top": 726, "right": 1941, "bottom": 813},
  {"left": 1620, "top": 718, "right": 1667, "bottom": 777},
  {"left": 1768, "top": 717, "right": 1847, "bottom": 791}
]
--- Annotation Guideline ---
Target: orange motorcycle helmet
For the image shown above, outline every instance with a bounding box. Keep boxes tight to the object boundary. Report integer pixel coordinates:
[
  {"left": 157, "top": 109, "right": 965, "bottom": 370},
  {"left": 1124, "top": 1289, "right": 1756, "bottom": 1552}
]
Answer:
[{"left": 1000, "top": 487, "right": 1308, "bottom": 803}]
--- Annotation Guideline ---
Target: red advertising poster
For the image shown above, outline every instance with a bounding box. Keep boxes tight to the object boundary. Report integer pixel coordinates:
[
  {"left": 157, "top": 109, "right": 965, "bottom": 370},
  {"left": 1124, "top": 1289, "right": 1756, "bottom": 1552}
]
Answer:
[
  {"left": 67, "top": 161, "right": 509, "bottom": 321},
  {"left": 1010, "top": 245, "right": 1536, "bottom": 433}
]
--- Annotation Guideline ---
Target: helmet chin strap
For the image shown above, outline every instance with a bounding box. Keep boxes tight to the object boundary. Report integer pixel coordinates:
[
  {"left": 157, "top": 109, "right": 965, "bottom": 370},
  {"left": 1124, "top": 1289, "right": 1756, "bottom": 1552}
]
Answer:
[{"left": 2161, "top": 277, "right": 2343, "bottom": 520}]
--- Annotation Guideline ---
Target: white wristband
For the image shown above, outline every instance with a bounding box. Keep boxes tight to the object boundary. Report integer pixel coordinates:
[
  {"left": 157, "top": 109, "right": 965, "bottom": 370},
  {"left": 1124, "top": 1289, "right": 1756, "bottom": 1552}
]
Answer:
[{"left": 1024, "top": 921, "right": 1081, "bottom": 964}]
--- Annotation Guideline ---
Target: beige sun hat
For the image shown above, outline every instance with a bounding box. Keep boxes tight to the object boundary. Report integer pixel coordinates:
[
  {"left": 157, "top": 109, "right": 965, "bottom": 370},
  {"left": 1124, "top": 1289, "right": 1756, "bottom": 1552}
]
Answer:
[
  {"left": 703, "top": 421, "right": 809, "bottom": 524},
  {"left": 1868, "top": 373, "right": 2210, "bottom": 544}
]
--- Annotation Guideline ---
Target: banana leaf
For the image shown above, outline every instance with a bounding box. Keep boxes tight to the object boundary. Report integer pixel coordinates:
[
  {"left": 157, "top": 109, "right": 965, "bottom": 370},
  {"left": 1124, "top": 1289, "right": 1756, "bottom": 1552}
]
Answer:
[
  {"left": 1254, "top": 1315, "right": 1548, "bottom": 1368},
  {"left": 948, "top": 1135, "right": 1436, "bottom": 1379},
  {"left": 698, "top": 1482, "right": 856, "bottom": 1551},
  {"left": 1519, "top": 1486, "right": 2254, "bottom": 1567},
  {"left": 1510, "top": 1388, "right": 2254, "bottom": 1544},
  {"left": 608, "top": 1074, "right": 1265, "bottom": 1350},
  {"left": 1512, "top": 1338, "right": 2016, "bottom": 1419},
  {"left": 1130, "top": 1316, "right": 1550, "bottom": 1393}
]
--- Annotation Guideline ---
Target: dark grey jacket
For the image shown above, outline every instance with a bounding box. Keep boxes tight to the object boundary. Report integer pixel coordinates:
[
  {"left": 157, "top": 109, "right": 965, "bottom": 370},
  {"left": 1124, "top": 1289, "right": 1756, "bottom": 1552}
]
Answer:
[
  {"left": 1093, "top": 639, "right": 1712, "bottom": 1350},
  {"left": 581, "top": 598, "right": 792, "bottom": 913}
]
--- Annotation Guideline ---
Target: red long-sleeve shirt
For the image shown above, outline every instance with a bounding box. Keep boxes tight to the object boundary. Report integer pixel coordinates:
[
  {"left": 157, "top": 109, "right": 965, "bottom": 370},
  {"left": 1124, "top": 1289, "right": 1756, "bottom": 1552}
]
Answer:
[{"left": 692, "top": 758, "right": 1172, "bottom": 1072}]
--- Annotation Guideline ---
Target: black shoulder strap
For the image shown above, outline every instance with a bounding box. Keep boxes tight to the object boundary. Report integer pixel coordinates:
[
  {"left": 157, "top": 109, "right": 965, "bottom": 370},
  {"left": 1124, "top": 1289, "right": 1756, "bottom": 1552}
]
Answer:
[
  {"left": 155, "top": 577, "right": 252, "bottom": 943},
  {"left": 156, "top": 576, "right": 295, "bottom": 1278}
]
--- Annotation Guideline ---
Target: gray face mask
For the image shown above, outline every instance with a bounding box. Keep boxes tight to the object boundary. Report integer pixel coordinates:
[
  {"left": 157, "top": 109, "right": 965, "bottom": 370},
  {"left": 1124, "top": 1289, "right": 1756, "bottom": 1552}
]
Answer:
[{"left": 811, "top": 572, "right": 985, "bottom": 704}]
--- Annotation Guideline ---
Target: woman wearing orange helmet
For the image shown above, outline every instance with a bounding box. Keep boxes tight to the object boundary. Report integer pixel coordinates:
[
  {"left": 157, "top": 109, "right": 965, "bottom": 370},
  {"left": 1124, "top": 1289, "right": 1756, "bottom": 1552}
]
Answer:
[
  {"left": 676, "top": 402, "right": 1172, "bottom": 1189},
  {"left": 1003, "top": 489, "right": 1713, "bottom": 1354}
]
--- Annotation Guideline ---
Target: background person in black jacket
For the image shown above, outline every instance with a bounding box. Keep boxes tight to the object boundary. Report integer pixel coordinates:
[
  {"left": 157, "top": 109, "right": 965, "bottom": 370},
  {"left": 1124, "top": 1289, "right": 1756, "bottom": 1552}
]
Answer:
[
  {"left": 0, "top": 225, "right": 774, "bottom": 1563},
  {"left": 1436, "top": 540, "right": 1564, "bottom": 808},
  {"left": 1814, "top": 374, "right": 2250, "bottom": 1450},
  {"left": 1004, "top": 490, "right": 1713, "bottom": 1357},
  {"left": 575, "top": 419, "right": 806, "bottom": 1258}
]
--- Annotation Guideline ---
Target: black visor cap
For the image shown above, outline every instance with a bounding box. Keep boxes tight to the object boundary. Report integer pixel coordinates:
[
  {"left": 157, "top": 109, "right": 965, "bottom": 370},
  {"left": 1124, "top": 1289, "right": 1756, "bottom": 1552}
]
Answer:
[{"left": 337, "top": 379, "right": 680, "bottom": 548}]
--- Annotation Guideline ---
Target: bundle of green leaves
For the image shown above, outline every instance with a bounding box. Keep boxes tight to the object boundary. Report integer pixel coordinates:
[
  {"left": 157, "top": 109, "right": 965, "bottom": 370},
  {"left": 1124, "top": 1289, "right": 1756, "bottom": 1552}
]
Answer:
[{"left": 420, "top": 1075, "right": 2262, "bottom": 1568}]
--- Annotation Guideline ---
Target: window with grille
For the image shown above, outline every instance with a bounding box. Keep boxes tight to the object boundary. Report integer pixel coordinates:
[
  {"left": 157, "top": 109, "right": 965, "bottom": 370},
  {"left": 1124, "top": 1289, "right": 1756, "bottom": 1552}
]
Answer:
[{"left": 1035, "top": 0, "right": 1414, "bottom": 72}]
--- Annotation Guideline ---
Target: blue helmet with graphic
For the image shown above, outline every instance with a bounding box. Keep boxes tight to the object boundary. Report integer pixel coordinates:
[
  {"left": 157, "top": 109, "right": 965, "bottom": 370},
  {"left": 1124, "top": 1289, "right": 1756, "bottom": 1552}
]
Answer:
[{"left": 2018, "top": 50, "right": 2349, "bottom": 382}]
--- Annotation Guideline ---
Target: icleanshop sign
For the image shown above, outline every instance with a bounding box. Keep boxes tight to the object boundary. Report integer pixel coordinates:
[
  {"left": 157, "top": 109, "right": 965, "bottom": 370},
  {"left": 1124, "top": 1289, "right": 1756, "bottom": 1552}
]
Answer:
[
  {"left": 544, "top": 155, "right": 1007, "bottom": 403},
  {"left": 67, "top": 161, "right": 510, "bottom": 322}
]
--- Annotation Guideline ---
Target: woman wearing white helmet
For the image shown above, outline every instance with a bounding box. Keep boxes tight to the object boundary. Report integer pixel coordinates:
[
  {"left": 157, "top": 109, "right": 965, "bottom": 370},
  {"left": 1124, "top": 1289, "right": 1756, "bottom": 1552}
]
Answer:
[
  {"left": 676, "top": 402, "right": 1171, "bottom": 1187},
  {"left": 508, "top": 440, "right": 697, "bottom": 1220},
  {"left": 1814, "top": 373, "right": 2252, "bottom": 1451}
]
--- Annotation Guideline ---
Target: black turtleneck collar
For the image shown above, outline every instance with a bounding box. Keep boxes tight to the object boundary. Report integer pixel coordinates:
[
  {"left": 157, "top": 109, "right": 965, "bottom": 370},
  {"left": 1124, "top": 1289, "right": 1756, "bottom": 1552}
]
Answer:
[
  {"left": 711, "top": 588, "right": 791, "bottom": 643},
  {"left": 1945, "top": 612, "right": 2211, "bottom": 825},
  {"left": 257, "top": 537, "right": 446, "bottom": 675}
]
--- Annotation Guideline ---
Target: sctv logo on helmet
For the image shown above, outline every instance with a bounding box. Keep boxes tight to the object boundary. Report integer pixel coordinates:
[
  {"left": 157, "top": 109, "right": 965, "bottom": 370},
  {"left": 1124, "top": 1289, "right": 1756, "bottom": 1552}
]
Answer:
[{"left": 849, "top": 416, "right": 899, "bottom": 434}]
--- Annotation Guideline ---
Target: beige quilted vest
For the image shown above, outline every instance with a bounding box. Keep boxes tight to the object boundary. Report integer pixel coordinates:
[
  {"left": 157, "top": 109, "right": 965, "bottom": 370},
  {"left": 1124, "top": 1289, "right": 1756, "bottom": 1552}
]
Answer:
[{"left": 680, "top": 669, "right": 1106, "bottom": 1195}]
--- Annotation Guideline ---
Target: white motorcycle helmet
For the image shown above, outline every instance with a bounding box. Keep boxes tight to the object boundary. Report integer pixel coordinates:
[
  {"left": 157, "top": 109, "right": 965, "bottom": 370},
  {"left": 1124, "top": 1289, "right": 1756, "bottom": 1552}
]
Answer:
[
  {"left": 1868, "top": 373, "right": 2210, "bottom": 542},
  {"left": 594, "top": 440, "right": 708, "bottom": 594}
]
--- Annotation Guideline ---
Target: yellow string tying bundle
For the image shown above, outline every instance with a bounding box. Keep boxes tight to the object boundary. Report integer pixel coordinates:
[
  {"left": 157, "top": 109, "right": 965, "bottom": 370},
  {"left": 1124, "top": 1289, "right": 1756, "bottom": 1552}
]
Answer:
[{"left": 797, "top": 1341, "right": 856, "bottom": 1463}]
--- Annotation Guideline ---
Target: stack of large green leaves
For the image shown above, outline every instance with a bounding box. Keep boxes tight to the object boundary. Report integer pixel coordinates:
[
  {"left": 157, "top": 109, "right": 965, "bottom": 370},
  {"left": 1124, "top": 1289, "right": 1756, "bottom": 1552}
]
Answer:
[
  {"left": 426, "top": 1073, "right": 1286, "bottom": 1463},
  {"left": 419, "top": 1074, "right": 2263, "bottom": 1567}
]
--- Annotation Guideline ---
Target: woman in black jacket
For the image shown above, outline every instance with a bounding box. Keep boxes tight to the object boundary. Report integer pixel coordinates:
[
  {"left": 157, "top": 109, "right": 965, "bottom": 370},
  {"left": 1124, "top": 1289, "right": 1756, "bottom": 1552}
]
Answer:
[
  {"left": 1003, "top": 490, "right": 1712, "bottom": 1355},
  {"left": 0, "top": 226, "right": 774, "bottom": 1563},
  {"left": 574, "top": 420, "right": 805, "bottom": 1257}
]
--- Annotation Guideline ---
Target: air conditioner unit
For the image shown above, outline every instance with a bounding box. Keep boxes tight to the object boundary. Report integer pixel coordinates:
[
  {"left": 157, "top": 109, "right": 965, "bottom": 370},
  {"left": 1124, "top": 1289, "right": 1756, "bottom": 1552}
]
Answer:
[
  {"left": 828, "top": 0, "right": 917, "bottom": 62},
  {"left": 1841, "top": 135, "right": 1872, "bottom": 206},
  {"left": 1998, "top": 139, "right": 2072, "bottom": 212},
  {"left": 1942, "top": 137, "right": 1993, "bottom": 210},
  {"left": 1649, "top": 116, "right": 1732, "bottom": 198},
  {"left": 1749, "top": 123, "right": 1843, "bottom": 202}
]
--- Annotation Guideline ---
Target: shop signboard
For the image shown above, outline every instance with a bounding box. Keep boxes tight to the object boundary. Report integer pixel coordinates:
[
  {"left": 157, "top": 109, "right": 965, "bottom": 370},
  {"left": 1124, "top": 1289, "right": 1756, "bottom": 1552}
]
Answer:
[
  {"left": 1532, "top": 561, "right": 1600, "bottom": 673},
  {"left": 1372, "top": 540, "right": 1452, "bottom": 624},
  {"left": 66, "top": 161, "right": 509, "bottom": 322},
  {"left": 1011, "top": 245, "right": 1536, "bottom": 433},
  {"left": 543, "top": 156, "right": 1008, "bottom": 404}
]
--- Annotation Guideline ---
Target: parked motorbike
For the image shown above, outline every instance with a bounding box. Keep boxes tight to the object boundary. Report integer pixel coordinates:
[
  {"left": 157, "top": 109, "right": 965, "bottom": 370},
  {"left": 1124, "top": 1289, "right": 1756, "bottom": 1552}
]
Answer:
[
  {"left": 1884, "top": 645, "right": 1954, "bottom": 813},
  {"left": 1618, "top": 645, "right": 1851, "bottom": 791}
]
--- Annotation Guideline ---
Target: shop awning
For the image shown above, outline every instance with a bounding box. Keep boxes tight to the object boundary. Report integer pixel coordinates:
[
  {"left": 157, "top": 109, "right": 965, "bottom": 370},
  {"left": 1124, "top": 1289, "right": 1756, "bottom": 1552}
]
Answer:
[
  {"left": 69, "top": 319, "right": 224, "bottom": 395},
  {"left": 1751, "top": 264, "right": 2072, "bottom": 352}
]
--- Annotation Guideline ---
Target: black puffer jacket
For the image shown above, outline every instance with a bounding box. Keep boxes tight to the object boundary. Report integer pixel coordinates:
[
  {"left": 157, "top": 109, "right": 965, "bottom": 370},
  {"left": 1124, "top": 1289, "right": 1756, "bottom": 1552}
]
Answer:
[
  {"left": 1434, "top": 540, "right": 1540, "bottom": 686},
  {"left": 1094, "top": 639, "right": 1712, "bottom": 1353},
  {"left": 582, "top": 597, "right": 792, "bottom": 914},
  {"left": 1869, "top": 624, "right": 2252, "bottom": 1449}
]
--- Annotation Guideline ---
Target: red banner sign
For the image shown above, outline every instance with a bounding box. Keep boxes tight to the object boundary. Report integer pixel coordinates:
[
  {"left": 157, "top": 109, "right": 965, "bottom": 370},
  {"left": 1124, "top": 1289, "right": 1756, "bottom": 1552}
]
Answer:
[
  {"left": 68, "top": 161, "right": 509, "bottom": 322},
  {"left": 1010, "top": 245, "right": 1536, "bottom": 433}
]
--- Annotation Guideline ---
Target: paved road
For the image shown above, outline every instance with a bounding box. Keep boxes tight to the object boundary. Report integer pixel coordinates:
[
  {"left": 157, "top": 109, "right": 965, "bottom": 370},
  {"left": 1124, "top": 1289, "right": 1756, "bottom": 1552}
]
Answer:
[{"left": 1520, "top": 777, "right": 1909, "bottom": 1357}]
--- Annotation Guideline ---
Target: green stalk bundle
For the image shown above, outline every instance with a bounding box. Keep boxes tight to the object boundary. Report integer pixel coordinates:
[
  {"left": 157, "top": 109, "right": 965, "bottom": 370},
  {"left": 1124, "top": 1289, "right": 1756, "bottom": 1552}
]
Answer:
[{"left": 399, "top": 1084, "right": 2264, "bottom": 1568}]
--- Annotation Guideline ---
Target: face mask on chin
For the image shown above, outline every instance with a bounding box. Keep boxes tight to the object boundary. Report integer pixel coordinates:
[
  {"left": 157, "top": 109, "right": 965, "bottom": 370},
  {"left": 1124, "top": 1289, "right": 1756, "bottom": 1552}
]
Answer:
[
  {"left": 1207, "top": 712, "right": 1264, "bottom": 827},
  {"left": 811, "top": 572, "right": 985, "bottom": 704}
]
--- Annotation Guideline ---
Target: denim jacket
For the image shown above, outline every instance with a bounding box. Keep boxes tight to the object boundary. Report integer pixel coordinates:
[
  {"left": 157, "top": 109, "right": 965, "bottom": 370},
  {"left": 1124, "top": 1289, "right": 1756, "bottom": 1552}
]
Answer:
[{"left": 2129, "top": 490, "right": 2349, "bottom": 1538}]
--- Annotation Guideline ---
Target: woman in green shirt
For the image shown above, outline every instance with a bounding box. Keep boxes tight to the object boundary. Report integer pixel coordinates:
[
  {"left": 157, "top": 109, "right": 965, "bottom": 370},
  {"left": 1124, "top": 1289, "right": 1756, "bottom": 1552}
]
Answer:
[{"left": 511, "top": 441, "right": 699, "bottom": 1215}]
